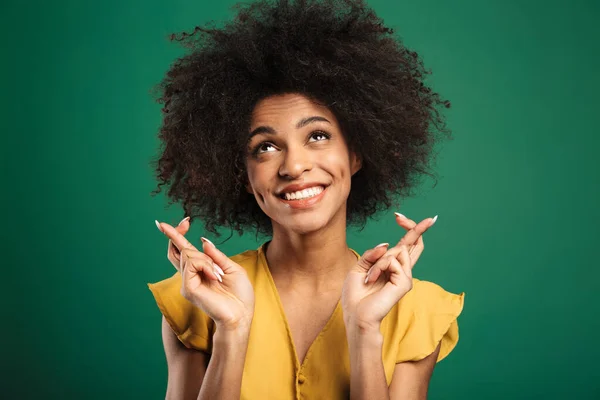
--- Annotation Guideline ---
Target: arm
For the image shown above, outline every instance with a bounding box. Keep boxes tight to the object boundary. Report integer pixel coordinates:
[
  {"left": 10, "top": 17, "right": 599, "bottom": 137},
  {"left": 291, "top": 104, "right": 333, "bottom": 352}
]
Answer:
[
  {"left": 162, "top": 316, "right": 251, "bottom": 400},
  {"left": 346, "top": 325, "right": 389, "bottom": 400},
  {"left": 162, "top": 316, "right": 208, "bottom": 400},
  {"left": 156, "top": 220, "right": 255, "bottom": 399},
  {"left": 388, "top": 342, "right": 440, "bottom": 399},
  {"left": 343, "top": 216, "right": 440, "bottom": 399},
  {"left": 346, "top": 325, "right": 440, "bottom": 400},
  {"left": 196, "top": 323, "right": 251, "bottom": 400}
]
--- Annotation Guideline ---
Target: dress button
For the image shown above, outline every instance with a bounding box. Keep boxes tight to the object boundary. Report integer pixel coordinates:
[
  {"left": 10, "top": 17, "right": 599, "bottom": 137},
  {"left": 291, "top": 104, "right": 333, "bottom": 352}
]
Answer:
[{"left": 298, "top": 374, "right": 306, "bottom": 384}]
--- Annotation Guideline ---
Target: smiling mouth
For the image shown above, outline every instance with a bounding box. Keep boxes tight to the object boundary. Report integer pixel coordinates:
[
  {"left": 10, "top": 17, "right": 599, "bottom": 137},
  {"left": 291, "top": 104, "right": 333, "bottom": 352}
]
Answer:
[{"left": 278, "top": 185, "right": 327, "bottom": 201}]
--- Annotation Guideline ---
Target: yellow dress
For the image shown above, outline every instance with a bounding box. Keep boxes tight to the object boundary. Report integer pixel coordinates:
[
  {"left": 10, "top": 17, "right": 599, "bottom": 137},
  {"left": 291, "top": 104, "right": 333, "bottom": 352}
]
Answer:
[{"left": 148, "top": 242, "right": 465, "bottom": 400}]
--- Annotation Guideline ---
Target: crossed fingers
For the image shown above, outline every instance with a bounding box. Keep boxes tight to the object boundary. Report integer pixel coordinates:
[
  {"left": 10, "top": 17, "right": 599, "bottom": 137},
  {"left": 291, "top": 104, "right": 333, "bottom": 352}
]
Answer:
[
  {"left": 158, "top": 222, "right": 195, "bottom": 254},
  {"left": 156, "top": 220, "right": 222, "bottom": 278},
  {"left": 365, "top": 246, "right": 413, "bottom": 284},
  {"left": 384, "top": 214, "right": 437, "bottom": 270}
]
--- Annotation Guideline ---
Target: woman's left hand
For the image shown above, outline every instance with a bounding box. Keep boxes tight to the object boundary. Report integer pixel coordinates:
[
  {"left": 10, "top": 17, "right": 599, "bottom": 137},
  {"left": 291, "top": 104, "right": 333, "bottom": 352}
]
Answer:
[{"left": 341, "top": 214, "right": 437, "bottom": 332}]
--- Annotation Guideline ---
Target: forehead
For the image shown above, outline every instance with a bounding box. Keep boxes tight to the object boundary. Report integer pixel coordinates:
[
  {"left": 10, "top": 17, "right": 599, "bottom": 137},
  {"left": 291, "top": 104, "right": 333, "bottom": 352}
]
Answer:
[{"left": 250, "top": 93, "right": 338, "bottom": 128}]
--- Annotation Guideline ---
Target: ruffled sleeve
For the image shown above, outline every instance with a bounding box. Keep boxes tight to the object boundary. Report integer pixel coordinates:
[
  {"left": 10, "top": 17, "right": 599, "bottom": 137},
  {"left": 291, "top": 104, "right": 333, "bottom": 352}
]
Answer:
[
  {"left": 147, "top": 272, "right": 215, "bottom": 353},
  {"left": 395, "top": 279, "right": 465, "bottom": 363}
]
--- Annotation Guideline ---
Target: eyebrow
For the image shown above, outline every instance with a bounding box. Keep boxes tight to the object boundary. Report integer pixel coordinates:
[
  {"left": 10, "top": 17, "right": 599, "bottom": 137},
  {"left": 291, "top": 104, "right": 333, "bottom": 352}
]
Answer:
[{"left": 248, "top": 116, "right": 331, "bottom": 141}]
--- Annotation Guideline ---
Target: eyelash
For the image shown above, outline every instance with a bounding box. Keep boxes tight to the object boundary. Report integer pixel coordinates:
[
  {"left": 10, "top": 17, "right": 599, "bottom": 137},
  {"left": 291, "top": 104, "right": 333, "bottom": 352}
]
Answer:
[{"left": 251, "top": 131, "right": 331, "bottom": 156}]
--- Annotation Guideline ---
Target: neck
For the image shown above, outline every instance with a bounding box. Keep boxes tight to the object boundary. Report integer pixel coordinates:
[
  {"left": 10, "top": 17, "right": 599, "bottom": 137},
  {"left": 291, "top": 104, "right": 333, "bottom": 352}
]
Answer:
[{"left": 265, "top": 208, "right": 358, "bottom": 292}]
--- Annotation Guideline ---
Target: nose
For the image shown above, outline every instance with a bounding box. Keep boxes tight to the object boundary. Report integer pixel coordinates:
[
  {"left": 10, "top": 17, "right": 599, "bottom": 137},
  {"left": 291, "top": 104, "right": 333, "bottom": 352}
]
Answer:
[{"left": 278, "top": 145, "right": 313, "bottom": 179}]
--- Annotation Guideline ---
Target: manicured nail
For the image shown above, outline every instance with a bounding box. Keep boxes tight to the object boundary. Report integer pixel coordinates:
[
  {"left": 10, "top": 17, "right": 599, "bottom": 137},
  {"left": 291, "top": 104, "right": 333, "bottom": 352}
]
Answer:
[
  {"left": 375, "top": 242, "right": 389, "bottom": 249},
  {"left": 213, "top": 263, "right": 225, "bottom": 276},
  {"left": 155, "top": 220, "right": 164, "bottom": 233},
  {"left": 365, "top": 267, "right": 373, "bottom": 283},
  {"left": 394, "top": 212, "right": 406, "bottom": 219},
  {"left": 201, "top": 237, "right": 214, "bottom": 247},
  {"left": 178, "top": 216, "right": 190, "bottom": 226},
  {"left": 429, "top": 215, "right": 438, "bottom": 227},
  {"left": 213, "top": 267, "right": 223, "bottom": 282}
]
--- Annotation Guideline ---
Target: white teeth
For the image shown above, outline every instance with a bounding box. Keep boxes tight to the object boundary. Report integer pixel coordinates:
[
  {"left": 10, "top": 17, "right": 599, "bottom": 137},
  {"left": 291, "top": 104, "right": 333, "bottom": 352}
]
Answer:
[{"left": 283, "top": 186, "right": 324, "bottom": 201}]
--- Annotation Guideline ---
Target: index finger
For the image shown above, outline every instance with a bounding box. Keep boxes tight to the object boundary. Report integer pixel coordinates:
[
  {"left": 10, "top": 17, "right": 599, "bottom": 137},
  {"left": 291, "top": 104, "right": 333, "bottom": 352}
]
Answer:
[
  {"left": 394, "top": 216, "right": 437, "bottom": 248},
  {"left": 157, "top": 221, "right": 197, "bottom": 252}
]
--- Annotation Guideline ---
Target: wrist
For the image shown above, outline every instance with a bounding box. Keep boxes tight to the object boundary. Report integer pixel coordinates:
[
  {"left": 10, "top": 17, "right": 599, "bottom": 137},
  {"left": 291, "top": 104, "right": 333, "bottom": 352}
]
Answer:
[
  {"left": 344, "top": 314, "right": 381, "bottom": 334},
  {"left": 213, "top": 324, "right": 251, "bottom": 351},
  {"left": 345, "top": 319, "right": 383, "bottom": 346},
  {"left": 215, "top": 315, "right": 253, "bottom": 337}
]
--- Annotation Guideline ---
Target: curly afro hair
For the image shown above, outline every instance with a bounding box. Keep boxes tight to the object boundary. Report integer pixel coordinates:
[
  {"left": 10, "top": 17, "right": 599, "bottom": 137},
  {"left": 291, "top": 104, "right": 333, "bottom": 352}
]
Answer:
[{"left": 150, "top": 0, "right": 452, "bottom": 240}]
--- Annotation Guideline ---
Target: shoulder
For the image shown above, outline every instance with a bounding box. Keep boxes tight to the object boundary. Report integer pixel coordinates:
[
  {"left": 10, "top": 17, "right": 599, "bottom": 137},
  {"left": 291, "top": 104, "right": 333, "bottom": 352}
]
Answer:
[
  {"left": 230, "top": 248, "right": 259, "bottom": 267},
  {"left": 228, "top": 243, "right": 273, "bottom": 281},
  {"left": 229, "top": 247, "right": 263, "bottom": 280},
  {"left": 382, "top": 278, "right": 465, "bottom": 364},
  {"left": 407, "top": 278, "right": 465, "bottom": 314},
  {"left": 384, "top": 278, "right": 464, "bottom": 318}
]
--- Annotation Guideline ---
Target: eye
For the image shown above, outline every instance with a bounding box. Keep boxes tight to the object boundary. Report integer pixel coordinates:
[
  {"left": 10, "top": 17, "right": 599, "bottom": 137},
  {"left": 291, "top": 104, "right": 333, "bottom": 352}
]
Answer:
[
  {"left": 308, "top": 131, "right": 331, "bottom": 142},
  {"left": 253, "top": 141, "right": 277, "bottom": 155}
]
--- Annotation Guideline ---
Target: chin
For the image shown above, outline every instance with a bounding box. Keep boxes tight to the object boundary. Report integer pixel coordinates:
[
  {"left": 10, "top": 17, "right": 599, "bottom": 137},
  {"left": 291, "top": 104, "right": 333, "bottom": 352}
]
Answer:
[{"left": 274, "top": 213, "right": 331, "bottom": 235}]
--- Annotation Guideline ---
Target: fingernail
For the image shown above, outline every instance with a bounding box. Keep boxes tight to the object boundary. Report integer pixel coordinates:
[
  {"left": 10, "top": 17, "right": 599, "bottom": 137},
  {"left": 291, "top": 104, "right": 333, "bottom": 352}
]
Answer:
[
  {"left": 429, "top": 215, "right": 438, "bottom": 227},
  {"left": 365, "top": 267, "right": 373, "bottom": 284},
  {"left": 213, "top": 267, "right": 223, "bottom": 282},
  {"left": 394, "top": 212, "right": 406, "bottom": 219},
  {"left": 201, "top": 237, "right": 214, "bottom": 247},
  {"left": 213, "top": 262, "right": 225, "bottom": 276},
  {"left": 178, "top": 216, "right": 190, "bottom": 226},
  {"left": 375, "top": 242, "right": 389, "bottom": 249},
  {"left": 155, "top": 220, "right": 164, "bottom": 233}
]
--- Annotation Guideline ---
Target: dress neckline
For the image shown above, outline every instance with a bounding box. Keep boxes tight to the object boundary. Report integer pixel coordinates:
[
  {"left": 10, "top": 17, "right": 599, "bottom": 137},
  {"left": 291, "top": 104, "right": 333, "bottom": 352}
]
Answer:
[{"left": 256, "top": 241, "right": 360, "bottom": 369}]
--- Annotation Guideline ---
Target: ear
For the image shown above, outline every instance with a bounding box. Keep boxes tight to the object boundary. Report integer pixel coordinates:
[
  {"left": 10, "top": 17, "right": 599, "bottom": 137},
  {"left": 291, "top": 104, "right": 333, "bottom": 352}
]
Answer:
[{"left": 350, "top": 151, "right": 362, "bottom": 176}]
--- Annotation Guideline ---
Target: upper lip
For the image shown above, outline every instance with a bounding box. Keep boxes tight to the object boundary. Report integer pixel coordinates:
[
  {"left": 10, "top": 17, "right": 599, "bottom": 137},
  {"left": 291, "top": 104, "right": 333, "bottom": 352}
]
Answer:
[{"left": 277, "top": 182, "right": 328, "bottom": 196}]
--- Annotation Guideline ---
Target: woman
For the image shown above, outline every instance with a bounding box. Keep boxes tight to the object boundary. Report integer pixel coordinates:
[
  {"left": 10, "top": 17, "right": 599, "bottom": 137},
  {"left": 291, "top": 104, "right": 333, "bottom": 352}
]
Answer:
[{"left": 149, "top": 0, "right": 465, "bottom": 399}]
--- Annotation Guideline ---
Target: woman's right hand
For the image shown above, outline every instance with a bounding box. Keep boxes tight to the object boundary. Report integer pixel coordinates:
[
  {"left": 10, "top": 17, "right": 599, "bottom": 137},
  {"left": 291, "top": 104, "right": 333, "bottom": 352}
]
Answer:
[{"left": 156, "top": 217, "right": 255, "bottom": 332}]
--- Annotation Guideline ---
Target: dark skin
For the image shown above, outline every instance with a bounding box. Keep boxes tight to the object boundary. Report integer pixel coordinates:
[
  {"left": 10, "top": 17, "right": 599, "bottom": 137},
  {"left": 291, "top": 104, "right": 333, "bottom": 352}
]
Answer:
[
  {"left": 155, "top": 93, "right": 441, "bottom": 399},
  {"left": 156, "top": 213, "right": 438, "bottom": 400},
  {"left": 151, "top": 0, "right": 452, "bottom": 241},
  {"left": 245, "top": 94, "right": 361, "bottom": 364}
]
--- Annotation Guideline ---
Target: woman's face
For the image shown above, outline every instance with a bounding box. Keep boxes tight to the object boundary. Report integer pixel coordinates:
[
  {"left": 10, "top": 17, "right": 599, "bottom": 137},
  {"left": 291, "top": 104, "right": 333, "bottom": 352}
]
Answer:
[{"left": 245, "top": 93, "right": 361, "bottom": 235}]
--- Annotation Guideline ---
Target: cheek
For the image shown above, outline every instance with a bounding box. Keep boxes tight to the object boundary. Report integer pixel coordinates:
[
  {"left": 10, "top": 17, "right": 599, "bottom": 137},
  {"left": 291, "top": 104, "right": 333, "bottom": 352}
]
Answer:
[
  {"left": 245, "top": 164, "right": 260, "bottom": 195},
  {"left": 323, "top": 152, "right": 352, "bottom": 181},
  {"left": 246, "top": 163, "right": 272, "bottom": 196}
]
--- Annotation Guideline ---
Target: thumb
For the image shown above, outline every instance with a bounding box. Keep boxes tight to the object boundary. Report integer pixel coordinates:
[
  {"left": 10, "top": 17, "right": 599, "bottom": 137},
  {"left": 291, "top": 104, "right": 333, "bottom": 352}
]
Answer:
[
  {"left": 201, "top": 237, "right": 232, "bottom": 271},
  {"left": 355, "top": 243, "right": 390, "bottom": 272}
]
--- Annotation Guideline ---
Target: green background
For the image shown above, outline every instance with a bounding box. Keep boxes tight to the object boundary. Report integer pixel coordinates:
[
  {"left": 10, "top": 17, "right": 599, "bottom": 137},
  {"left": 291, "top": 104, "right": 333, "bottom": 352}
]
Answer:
[{"left": 2, "top": 0, "right": 598, "bottom": 398}]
